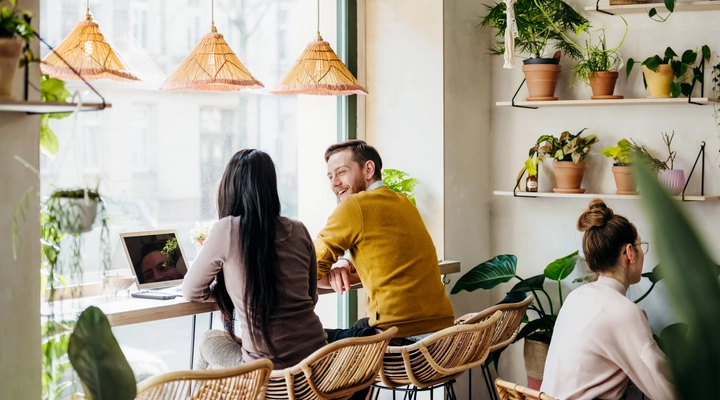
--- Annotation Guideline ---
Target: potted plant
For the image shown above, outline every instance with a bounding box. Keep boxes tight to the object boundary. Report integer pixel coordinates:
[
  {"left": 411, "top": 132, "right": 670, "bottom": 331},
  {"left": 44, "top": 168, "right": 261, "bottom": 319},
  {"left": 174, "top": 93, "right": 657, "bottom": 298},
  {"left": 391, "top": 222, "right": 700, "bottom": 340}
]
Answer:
[
  {"left": 530, "top": 128, "right": 599, "bottom": 193},
  {"left": 656, "top": 131, "right": 684, "bottom": 195},
  {"left": 47, "top": 189, "right": 104, "bottom": 234},
  {"left": 0, "top": 0, "right": 35, "bottom": 98},
  {"left": 480, "top": 0, "right": 588, "bottom": 101},
  {"left": 523, "top": 157, "right": 538, "bottom": 192},
  {"left": 601, "top": 138, "right": 636, "bottom": 194},
  {"left": 382, "top": 168, "right": 420, "bottom": 205},
  {"left": 572, "top": 26, "right": 627, "bottom": 99},
  {"left": 626, "top": 46, "right": 711, "bottom": 98},
  {"left": 451, "top": 252, "right": 661, "bottom": 390}
]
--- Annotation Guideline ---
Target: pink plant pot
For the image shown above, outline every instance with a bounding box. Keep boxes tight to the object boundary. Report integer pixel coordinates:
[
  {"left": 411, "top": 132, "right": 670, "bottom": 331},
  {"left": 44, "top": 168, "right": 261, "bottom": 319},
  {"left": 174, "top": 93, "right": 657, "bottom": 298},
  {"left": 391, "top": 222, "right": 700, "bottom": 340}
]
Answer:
[{"left": 658, "top": 170, "right": 685, "bottom": 195}]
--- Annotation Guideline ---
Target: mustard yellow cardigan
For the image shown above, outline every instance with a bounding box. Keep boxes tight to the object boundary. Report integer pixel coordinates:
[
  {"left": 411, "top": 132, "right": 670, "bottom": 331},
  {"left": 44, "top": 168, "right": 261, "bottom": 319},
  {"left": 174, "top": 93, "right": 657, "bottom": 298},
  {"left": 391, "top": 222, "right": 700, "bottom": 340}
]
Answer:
[{"left": 315, "top": 186, "right": 454, "bottom": 337}]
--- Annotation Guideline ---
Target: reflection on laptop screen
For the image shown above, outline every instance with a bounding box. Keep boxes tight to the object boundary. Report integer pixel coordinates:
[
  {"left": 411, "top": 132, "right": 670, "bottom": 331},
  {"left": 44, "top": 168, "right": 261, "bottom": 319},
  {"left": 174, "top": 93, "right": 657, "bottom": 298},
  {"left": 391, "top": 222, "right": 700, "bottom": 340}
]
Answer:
[{"left": 119, "top": 229, "right": 188, "bottom": 289}]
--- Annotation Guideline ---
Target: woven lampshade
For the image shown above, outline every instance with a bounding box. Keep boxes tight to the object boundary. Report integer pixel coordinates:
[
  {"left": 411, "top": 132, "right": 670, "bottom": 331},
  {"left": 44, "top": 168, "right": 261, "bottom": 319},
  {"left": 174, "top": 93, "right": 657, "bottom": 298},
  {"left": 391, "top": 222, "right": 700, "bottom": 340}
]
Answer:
[
  {"left": 159, "top": 23, "right": 263, "bottom": 91},
  {"left": 271, "top": 34, "right": 367, "bottom": 96},
  {"left": 41, "top": 10, "right": 139, "bottom": 82}
]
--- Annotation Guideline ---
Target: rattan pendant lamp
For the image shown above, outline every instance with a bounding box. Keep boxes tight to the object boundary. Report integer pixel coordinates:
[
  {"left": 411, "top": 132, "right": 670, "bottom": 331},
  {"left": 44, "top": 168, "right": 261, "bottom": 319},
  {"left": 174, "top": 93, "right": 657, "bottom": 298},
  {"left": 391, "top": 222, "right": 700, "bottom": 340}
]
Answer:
[
  {"left": 271, "top": 0, "right": 367, "bottom": 96},
  {"left": 159, "top": 0, "right": 263, "bottom": 91},
  {"left": 41, "top": 0, "right": 139, "bottom": 81}
]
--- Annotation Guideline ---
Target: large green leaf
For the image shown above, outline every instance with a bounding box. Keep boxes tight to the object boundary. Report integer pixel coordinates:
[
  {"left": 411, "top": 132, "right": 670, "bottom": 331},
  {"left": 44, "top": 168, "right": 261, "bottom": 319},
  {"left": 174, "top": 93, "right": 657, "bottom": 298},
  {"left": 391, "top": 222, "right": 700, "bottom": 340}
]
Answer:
[
  {"left": 509, "top": 274, "right": 545, "bottom": 293},
  {"left": 451, "top": 254, "right": 517, "bottom": 294},
  {"left": 634, "top": 161, "right": 720, "bottom": 400},
  {"left": 496, "top": 290, "right": 529, "bottom": 305},
  {"left": 543, "top": 251, "right": 579, "bottom": 281},
  {"left": 641, "top": 264, "right": 662, "bottom": 284},
  {"left": 68, "top": 306, "right": 136, "bottom": 400}
]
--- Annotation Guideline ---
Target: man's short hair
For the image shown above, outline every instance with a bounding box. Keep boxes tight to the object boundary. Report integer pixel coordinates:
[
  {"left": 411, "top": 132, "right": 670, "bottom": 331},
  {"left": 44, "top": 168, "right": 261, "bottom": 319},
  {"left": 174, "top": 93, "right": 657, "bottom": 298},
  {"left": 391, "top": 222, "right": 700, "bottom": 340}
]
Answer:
[{"left": 324, "top": 140, "right": 383, "bottom": 181}]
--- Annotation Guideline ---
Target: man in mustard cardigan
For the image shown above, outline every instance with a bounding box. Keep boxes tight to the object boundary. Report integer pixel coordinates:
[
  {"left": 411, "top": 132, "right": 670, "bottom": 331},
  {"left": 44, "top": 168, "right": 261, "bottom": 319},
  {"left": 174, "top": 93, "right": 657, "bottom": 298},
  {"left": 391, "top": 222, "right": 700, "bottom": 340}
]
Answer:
[{"left": 316, "top": 140, "right": 454, "bottom": 342}]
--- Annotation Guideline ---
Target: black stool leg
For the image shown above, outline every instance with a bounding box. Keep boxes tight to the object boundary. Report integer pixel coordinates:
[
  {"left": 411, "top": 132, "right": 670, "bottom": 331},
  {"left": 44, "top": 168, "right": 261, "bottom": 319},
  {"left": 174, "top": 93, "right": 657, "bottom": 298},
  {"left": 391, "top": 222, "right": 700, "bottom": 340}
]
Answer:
[{"left": 482, "top": 363, "right": 498, "bottom": 400}]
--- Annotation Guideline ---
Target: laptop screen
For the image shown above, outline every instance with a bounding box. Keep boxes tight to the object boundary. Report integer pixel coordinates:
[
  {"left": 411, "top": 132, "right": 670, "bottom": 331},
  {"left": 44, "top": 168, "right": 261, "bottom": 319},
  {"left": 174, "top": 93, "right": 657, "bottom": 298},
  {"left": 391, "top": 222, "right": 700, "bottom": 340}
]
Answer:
[{"left": 119, "top": 229, "right": 189, "bottom": 289}]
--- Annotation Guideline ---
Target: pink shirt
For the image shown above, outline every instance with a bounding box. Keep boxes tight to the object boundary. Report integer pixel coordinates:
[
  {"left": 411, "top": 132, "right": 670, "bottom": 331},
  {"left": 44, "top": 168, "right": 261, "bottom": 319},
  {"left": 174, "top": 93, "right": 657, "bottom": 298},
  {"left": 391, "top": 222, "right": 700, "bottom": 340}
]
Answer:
[{"left": 541, "top": 276, "right": 675, "bottom": 400}]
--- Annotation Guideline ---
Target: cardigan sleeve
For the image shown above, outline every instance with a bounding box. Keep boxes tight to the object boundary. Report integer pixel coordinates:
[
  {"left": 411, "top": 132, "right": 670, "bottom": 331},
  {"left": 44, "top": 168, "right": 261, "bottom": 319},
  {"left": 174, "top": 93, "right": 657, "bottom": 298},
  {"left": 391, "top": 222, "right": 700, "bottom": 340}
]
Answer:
[
  {"left": 313, "top": 197, "right": 363, "bottom": 278},
  {"left": 182, "top": 217, "right": 231, "bottom": 302}
]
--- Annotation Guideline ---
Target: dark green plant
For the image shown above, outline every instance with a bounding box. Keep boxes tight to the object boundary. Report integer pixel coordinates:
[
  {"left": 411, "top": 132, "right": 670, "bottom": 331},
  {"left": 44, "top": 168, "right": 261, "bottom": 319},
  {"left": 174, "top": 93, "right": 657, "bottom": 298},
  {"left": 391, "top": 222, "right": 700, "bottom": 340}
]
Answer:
[
  {"left": 633, "top": 159, "right": 720, "bottom": 399},
  {"left": 530, "top": 128, "right": 599, "bottom": 163},
  {"left": 0, "top": 0, "right": 35, "bottom": 64},
  {"left": 382, "top": 168, "right": 420, "bottom": 205},
  {"left": 479, "top": 0, "right": 588, "bottom": 60},
  {"left": 626, "top": 46, "right": 711, "bottom": 98},
  {"left": 68, "top": 306, "right": 136, "bottom": 400},
  {"left": 647, "top": 0, "right": 676, "bottom": 22}
]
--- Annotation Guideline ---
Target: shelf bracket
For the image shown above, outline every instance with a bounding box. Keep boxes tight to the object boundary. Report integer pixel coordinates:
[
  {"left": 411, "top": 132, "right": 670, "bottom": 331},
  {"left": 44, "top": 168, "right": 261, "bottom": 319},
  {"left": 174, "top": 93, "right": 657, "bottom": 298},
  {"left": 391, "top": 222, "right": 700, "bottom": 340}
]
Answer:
[
  {"left": 511, "top": 79, "right": 538, "bottom": 109},
  {"left": 681, "top": 142, "right": 705, "bottom": 201},
  {"left": 595, "top": 0, "right": 615, "bottom": 16},
  {"left": 687, "top": 57, "right": 704, "bottom": 106},
  {"left": 22, "top": 30, "right": 107, "bottom": 115},
  {"left": 513, "top": 168, "right": 537, "bottom": 198}
]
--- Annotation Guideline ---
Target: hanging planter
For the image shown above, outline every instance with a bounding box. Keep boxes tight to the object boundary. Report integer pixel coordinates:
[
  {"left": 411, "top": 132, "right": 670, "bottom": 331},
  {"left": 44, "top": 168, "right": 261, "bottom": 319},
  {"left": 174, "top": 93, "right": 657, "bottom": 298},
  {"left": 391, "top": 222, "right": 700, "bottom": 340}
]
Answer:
[{"left": 47, "top": 189, "right": 102, "bottom": 234}]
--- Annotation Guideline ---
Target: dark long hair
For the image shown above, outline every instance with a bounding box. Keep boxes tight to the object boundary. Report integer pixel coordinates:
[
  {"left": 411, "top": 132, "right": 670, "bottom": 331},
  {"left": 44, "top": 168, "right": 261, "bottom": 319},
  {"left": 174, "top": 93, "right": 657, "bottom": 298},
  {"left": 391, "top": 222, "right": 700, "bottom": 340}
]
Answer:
[{"left": 213, "top": 149, "right": 282, "bottom": 355}]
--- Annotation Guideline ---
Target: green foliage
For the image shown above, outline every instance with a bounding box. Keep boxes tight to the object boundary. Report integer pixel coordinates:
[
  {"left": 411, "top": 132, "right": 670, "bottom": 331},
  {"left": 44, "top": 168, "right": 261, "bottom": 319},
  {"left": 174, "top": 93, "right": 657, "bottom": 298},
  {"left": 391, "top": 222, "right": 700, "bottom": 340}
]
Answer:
[
  {"left": 480, "top": 0, "right": 588, "bottom": 60},
  {"left": 572, "top": 26, "right": 625, "bottom": 86},
  {"left": 626, "top": 46, "right": 711, "bottom": 98},
  {"left": 42, "top": 320, "right": 75, "bottom": 400},
  {"left": 600, "top": 138, "right": 633, "bottom": 165},
  {"left": 382, "top": 168, "right": 420, "bottom": 205},
  {"left": 633, "top": 159, "right": 720, "bottom": 399},
  {"left": 524, "top": 157, "right": 538, "bottom": 177},
  {"left": 530, "top": 128, "right": 599, "bottom": 163},
  {"left": 161, "top": 237, "right": 179, "bottom": 268},
  {"left": 647, "top": 0, "right": 677, "bottom": 22},
  {"left": 40, "top": 74, "right": 72, "bottom": 158},
  {"left": 68, "top": 306, "right": 136, "bottom": 400},
  {"left": 0, "top": 0, "right": 35, "bottom": 64}
]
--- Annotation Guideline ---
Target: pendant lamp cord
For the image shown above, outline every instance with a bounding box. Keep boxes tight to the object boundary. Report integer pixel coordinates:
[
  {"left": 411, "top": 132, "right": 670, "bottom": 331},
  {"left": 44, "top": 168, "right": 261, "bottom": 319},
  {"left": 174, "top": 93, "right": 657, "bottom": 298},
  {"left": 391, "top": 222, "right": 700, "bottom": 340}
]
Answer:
[
  {"left": 316, "top": 0, "right": 322, "bottom": 41},
  {"left": 210, "top": 0, "right": 217, "bottom": 32}
]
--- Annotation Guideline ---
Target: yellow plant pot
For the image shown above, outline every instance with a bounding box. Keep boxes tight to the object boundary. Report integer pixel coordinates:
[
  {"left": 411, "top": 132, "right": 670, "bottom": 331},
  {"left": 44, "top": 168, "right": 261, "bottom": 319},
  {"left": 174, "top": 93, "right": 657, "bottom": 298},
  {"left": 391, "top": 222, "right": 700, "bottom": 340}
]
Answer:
[{"left": 642, "top": 65, "right": 674, "bottom": 98}]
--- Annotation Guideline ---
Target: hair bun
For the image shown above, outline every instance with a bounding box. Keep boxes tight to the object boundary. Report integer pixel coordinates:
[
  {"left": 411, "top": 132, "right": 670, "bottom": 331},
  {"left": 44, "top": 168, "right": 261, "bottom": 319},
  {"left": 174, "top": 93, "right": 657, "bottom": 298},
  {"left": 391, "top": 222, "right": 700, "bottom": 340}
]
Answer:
[{"left": 577, "top": 199, "right": 614, "bottom": 232}]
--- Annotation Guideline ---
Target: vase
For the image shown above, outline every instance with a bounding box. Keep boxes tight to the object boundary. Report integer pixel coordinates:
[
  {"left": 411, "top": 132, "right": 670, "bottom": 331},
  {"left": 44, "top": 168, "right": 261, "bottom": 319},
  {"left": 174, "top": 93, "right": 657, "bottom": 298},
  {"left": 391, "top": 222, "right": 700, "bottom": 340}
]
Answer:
[
  {"left": 524, "top": 339, "right": 549, "bottom": 391},
  {"left": 612, "top": 165, "right": 637, "bottom": 195},
  {"left": 642, "top": 65, "right": 674, "bottom": 98},
  {"left": 0, "top": 37, "right": 24, "bottom": 99},
  {"left": 522, "top": 59, "right": 561, "bottom": 101},
  {"left": 552, "top": 161, "right": 587, "bottom": 193},
  {"left": 658, "top": 169, "right": 685, "bottom": 195}
]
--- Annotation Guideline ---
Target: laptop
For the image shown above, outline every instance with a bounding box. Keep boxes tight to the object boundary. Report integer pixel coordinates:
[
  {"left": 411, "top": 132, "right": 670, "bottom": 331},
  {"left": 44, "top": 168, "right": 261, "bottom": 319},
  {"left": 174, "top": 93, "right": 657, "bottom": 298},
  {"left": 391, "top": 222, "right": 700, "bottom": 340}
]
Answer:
[{"left": 119, "top": 229, "right": 189, "bottom": 299}]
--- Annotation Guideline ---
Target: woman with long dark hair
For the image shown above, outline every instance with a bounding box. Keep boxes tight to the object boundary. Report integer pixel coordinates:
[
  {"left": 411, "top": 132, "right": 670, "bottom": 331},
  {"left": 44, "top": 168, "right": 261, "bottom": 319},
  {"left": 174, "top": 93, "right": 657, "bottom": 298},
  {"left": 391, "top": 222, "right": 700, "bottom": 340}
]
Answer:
[{"left": 183, "top": 149, "right": 327, "bottom": 369}]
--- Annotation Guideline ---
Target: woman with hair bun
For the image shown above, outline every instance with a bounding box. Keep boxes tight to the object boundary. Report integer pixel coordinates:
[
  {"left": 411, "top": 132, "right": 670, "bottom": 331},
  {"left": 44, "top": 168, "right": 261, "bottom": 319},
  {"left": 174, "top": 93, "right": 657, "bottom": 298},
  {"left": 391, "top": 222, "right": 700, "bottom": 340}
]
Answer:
[{"left": 541, "top": 199, "right": 675, "bottom": 400}]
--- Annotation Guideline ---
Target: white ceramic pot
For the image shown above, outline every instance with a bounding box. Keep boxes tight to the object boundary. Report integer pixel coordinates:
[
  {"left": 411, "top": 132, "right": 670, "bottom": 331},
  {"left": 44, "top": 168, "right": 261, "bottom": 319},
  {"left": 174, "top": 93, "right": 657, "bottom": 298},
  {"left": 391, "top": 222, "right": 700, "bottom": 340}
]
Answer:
[
  {"left": 658, "top": 169, "right": 685, "bottom": 195},
  {"left": 0, "top": 37, "right": 24, "bottom": 99},
  {"left": 48, "top": 197, "right": 99, "bottom": 234}
]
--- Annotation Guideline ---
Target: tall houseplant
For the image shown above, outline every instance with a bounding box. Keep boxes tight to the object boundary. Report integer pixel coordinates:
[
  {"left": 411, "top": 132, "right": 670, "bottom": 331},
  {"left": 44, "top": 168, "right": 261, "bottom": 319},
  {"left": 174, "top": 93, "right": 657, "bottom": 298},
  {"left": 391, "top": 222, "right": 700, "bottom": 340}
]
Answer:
[
  {"left": 530, "top": 128, "right": 598, "bottom": 193},
  {"left": 480, "top": 0, "right": 588, "bottom": 101},
  {"left": 571, "top": 25, "right": 628, "bottom": 99}
]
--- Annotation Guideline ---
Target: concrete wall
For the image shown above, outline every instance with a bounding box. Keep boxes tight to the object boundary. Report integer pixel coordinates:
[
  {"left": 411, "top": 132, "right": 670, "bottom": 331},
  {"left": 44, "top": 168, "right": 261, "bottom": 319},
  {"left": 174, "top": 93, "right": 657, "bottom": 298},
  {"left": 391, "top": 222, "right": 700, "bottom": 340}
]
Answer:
[{"left": 0, "top": 0, "right": 41, "bottom": 397}]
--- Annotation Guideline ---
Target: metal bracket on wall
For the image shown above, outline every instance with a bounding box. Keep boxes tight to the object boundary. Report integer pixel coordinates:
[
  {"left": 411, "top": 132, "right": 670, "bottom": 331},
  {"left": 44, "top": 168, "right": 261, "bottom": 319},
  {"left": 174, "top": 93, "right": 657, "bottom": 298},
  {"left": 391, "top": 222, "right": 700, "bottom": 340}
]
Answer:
[
  {"left": 595, "top": 0, "right": 615, "bottom": 16},
  {"left": 513, "top": 168, "right": 537, "bottom": 198},
  {"left": 687, "top": 57, "right": 705, "bottom": 106},
  {"left": 681, "top": 142, "right": 705, "bottom": 201},
  {"left": 511, "top": 79, "right": 538, "bottom": 109}
]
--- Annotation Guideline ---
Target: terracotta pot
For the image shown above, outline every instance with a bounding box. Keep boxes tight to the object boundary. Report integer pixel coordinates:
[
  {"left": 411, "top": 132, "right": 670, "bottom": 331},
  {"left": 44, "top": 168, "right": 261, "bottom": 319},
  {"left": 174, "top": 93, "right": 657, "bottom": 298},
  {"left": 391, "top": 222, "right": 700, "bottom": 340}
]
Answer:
[
  {"left": 552, "top": 161, "right": 587, "bottom": 193},
  {"left": 0, "top": 37, "right": 24, "bottom": 99},
  {"left": 658, "top": 169, "right": 685, "bottom": 195},
  {"left": 642, "top": 65, "right": 674, "bottom": 98},
  {"left": 522, "top": 60, "right": 561, "bottom": 101},
  {"left": 590, "top": 71, "right": 619, "bottom": 97},
  {"left": 612, "top": 165, "right": 637, "bottom": 195},
  {"left": 524, "top": 339, "right": 549, "bottom": 391}
]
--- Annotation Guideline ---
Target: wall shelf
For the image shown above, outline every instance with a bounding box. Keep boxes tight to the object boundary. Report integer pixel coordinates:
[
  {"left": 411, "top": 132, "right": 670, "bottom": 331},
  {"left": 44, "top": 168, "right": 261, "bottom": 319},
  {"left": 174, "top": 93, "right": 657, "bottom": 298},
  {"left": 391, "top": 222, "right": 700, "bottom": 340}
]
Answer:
[
  {"left": 494, "top": 190, "right": 720, "bottom": 201},
  {"left": 0, "top": 100, "right": 110, "bottom": 114},
  {"left": 586, "top": 1, "right": 720, "bottom": 14},
  {"left": 497, "top": 97, "right": 717, "bottom": 108}
]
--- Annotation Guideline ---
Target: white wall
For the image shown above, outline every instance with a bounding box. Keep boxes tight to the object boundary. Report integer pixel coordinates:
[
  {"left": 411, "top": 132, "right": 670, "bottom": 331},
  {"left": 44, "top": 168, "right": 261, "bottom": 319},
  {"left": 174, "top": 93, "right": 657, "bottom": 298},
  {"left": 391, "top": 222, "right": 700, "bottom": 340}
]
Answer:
[
  {"left": 0, "top": 0, "right": 41, "bottom": 397},
  {"left": 490, "top": 1, "right": 720, "bottom": 387}
]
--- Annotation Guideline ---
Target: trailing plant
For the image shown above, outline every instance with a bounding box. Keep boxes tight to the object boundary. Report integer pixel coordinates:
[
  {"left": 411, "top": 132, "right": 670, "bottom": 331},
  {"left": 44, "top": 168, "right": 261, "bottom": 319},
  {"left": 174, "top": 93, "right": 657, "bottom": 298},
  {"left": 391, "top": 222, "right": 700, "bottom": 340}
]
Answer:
[
  {"left": 40, "top": 74, "right": 72, "bottom": 158},
  {"left": 42, "top": 320, "right": 75, "bottom": 400},
  {"left": 647, "top": 0, "right": 676, "bottom": 23},
  {"left": 382, "top": 168, "right": 420, "bottom": 205},
  {"left": 572, "top": 26, "right": 626, "bottom": 86},
  {"left": 479, "top": 0, "right": 588, "bottom": 60},
  {"left": 601, "top": 138, "right": 633, "bottom": 165},
  {"left": 626, "top": 46, "right": 711, "bottom": 98},
  {"left": 530, "top": 128, "right": 599, "bottom": 163}
]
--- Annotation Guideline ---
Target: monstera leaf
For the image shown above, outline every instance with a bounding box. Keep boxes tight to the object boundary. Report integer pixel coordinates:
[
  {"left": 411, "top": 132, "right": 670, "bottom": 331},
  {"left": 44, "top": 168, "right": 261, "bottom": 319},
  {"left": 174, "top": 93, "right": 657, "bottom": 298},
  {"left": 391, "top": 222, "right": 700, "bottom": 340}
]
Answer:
[
  {"left": 68, "top": 306, "right": 136, "bottom": 400},
  {"left": 451, "top": 254, "right": 517, "bottom": 294}
]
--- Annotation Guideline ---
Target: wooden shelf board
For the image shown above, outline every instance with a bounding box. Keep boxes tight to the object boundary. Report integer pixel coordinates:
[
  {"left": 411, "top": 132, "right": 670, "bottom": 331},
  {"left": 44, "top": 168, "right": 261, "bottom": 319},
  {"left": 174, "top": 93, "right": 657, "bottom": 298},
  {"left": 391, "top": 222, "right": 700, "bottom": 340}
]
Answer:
[
  {"left": 493, "top": 191, "right": 720, "bottom": 201},
  {"left": 586, "top": 1, "right": 720, "bottom": 14},
  {"left": 0, "top": 100, "right": 111, "bottom": 113},
  {"left": 496, "top": 98, "right": 717, "bottom": 108}
]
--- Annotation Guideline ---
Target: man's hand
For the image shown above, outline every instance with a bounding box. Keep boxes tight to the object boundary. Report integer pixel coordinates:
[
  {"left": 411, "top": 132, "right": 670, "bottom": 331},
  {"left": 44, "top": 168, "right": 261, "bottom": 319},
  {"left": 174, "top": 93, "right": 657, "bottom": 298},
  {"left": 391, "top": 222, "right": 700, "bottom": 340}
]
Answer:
[{"left": 319, "top": 258, "right": 360, "bottom": 295}]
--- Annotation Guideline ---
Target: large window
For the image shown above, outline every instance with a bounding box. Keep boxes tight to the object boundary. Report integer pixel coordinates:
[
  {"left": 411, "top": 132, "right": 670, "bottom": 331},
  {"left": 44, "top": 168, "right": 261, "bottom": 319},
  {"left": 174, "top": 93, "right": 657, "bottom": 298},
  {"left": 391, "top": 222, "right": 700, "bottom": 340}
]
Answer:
[{"left": 39, "top": 0, "right": 344, "bottom": 374}]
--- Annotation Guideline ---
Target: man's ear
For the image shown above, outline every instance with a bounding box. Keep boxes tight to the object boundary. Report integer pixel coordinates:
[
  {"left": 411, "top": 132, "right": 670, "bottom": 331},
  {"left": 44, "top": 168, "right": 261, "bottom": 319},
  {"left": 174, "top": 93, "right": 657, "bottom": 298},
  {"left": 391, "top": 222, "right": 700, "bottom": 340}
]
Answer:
[{"left": 364, "top": 160, "right": 376, "bottom": 180}]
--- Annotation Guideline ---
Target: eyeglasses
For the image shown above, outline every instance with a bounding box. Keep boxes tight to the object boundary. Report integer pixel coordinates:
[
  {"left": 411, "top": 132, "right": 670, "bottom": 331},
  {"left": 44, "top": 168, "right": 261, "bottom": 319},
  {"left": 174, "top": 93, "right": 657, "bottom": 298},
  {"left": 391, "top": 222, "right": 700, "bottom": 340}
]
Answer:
[{"left": 636, "top": 241, "right": 649, "bottom": 255}]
